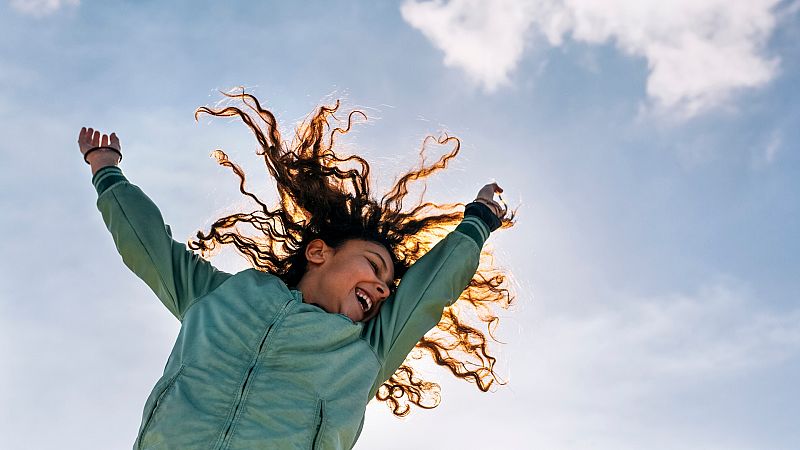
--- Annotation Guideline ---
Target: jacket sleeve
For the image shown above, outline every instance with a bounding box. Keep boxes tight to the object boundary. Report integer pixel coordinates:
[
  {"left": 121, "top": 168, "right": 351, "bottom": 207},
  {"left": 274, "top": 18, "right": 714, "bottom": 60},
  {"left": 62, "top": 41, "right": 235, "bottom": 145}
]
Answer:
[
  {"left": 93, "top": 166, "right": 233, "bottom": 320},
  {"left": 364, "top": 212, "right": 492, "bottom": 397}
]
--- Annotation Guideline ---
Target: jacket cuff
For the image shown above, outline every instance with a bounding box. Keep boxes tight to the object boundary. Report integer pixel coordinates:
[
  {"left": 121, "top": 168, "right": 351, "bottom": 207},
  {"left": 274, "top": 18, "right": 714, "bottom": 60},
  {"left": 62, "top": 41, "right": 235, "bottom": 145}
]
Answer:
[
  {"left": 465, "top": 201, "right": 502, "bottom": 231},
  {"left": 455, "top": 202, "right": 501, "bottom": 247},
  {"left": 92, "top": 166, "right": 127, "bottom": 196}
]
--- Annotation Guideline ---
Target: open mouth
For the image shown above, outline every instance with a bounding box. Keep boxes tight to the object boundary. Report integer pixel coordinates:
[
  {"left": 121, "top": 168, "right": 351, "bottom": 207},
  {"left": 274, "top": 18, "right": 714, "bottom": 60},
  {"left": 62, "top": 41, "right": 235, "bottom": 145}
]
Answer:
[{"left": 355, "top": 287, "right": 373, "bottom": 313}]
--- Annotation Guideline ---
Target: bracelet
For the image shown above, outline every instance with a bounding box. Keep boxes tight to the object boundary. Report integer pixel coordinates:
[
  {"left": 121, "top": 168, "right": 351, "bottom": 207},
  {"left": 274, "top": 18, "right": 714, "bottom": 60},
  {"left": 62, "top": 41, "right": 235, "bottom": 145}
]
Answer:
[{"left": 83, "top": 146, "right": 122, "bottom": 165}]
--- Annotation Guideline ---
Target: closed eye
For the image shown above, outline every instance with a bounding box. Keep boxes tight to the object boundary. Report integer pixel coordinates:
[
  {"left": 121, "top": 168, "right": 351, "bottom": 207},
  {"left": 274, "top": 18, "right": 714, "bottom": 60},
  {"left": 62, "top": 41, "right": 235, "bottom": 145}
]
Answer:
[{"left": 366, "top": 256, "right": 395, "bottom": 294}]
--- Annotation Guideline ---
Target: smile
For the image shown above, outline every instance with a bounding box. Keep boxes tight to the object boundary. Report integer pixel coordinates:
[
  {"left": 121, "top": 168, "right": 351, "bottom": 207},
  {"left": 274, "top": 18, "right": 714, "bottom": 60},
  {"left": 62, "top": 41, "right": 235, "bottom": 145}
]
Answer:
[{"left": 355, "top": 287, "right": 373, "bottom": 312}]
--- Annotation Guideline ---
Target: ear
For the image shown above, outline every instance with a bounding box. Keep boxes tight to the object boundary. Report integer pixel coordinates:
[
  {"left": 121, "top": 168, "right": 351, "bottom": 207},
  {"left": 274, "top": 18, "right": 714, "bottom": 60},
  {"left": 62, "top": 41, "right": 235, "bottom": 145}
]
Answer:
[{"left": 304, "top": 238, "right": 330, "bottom": 265}]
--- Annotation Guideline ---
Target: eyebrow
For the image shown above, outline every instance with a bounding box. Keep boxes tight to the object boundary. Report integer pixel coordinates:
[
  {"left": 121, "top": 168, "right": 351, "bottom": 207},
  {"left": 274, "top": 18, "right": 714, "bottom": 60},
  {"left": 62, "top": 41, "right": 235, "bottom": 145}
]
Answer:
[{"left": 366, "top": 250, "right": 394, "bottom": 286}]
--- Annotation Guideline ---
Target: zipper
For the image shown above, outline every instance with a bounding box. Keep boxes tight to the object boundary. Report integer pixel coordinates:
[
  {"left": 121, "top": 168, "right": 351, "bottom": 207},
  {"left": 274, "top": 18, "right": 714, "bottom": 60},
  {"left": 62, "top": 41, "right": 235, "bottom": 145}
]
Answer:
[
  {"left": 311, "top": 400, "right": 326, "bottom": 450},
  {"left": 219, "top": 299, "right": 293, "bottom": 447}
]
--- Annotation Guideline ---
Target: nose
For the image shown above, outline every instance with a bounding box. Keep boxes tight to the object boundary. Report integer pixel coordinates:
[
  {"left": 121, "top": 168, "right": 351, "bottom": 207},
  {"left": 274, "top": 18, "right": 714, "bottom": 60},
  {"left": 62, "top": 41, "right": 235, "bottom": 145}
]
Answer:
[{"left": 375, "top": 283, "right": 388, "bottom": 300}]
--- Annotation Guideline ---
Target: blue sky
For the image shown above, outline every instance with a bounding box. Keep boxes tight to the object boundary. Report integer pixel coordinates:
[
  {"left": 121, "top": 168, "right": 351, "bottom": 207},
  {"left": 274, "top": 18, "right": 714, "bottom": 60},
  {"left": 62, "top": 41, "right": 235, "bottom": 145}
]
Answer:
[{"left": 1, "top": 1, "right": 799, "bottom": 449}]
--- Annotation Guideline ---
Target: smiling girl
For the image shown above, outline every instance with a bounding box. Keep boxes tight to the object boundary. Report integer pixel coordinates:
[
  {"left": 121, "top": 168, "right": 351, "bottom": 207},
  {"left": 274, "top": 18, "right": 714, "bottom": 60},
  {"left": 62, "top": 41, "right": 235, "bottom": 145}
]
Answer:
[{"left": 79, "top": 89, "right": 514, "bottom": 449}]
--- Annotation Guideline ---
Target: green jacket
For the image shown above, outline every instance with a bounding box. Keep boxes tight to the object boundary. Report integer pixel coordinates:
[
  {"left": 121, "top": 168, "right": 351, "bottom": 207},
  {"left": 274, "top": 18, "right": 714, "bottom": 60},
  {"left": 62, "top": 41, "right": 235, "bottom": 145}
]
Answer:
[{"left": 92, "top": 166, "right": 492, "bottom": 450}]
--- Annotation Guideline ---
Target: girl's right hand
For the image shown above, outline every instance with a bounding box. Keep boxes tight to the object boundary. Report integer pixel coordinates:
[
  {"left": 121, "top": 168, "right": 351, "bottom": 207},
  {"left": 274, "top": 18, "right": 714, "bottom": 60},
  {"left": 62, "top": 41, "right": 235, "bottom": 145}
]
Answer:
[
  {"left": 78, "top": 127, "right": 122, "bottom": 174},
  {"left": 474, "top": 182, "right": 506, "bottom": 219}
]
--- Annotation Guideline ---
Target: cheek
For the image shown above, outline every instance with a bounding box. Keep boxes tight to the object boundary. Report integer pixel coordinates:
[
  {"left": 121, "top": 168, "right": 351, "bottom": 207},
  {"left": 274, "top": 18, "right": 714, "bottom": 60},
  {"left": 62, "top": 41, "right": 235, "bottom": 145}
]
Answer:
[
  {"left": 323, "top": 263, "right": 363, "bottom": 294},
  {"left": 332, "top": 260, "right": 371, "bottom": 281}
]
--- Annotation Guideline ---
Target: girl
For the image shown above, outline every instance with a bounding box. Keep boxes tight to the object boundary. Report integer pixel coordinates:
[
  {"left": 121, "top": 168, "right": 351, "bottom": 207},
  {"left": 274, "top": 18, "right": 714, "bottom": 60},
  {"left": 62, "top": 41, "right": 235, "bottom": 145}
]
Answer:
[{"left": 78, "top": 90, "right": 514, "bottom": 449}]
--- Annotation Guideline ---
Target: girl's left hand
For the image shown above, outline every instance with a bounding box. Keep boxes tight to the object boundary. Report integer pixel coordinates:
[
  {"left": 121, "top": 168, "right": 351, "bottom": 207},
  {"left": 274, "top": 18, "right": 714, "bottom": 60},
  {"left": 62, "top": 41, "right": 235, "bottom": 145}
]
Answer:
[
  {"left": 78, "top": 127, "right": 122, "bottom": 175},
  {"left": 474, "top": 183, "right": 506, "bottom": 219}
]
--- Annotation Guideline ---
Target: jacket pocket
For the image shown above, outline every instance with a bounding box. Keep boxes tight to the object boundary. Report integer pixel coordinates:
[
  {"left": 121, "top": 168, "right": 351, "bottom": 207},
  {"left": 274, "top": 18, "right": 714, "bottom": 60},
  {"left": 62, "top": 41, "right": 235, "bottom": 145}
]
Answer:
[
  {"left": 310, "top": 399, "right": 327, "bottom": 450},
  {"left": 136, "top": 364, "right": 185, "bottom": 449}
]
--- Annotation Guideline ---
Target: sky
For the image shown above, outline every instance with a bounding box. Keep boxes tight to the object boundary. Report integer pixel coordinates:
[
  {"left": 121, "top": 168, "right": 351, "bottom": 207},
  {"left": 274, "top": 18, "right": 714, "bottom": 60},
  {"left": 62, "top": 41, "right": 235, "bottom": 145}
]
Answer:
[{"left": 1, "top": 0, "right": 799, "bottom": 449}]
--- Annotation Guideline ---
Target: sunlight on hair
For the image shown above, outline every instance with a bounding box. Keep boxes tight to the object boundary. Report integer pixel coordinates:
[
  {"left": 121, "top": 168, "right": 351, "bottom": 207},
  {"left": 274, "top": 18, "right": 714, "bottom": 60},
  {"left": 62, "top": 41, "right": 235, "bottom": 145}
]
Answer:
[{"left": 190, "top": 87, "right": 517, "bottom": 416}]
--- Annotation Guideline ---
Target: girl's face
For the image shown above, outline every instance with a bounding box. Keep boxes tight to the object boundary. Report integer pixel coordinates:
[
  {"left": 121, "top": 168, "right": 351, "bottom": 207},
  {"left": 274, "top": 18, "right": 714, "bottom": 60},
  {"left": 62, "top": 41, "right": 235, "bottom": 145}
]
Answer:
[{"left": 298, "top": 238, "right": 395, "bottom": 322}]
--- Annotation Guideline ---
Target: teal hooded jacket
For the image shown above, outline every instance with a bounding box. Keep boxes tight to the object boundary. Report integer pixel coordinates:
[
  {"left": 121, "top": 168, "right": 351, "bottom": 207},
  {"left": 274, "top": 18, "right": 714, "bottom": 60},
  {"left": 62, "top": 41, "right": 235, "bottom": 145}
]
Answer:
[{"left": 92, "top": 166, "right": 494, "bottom": 450}]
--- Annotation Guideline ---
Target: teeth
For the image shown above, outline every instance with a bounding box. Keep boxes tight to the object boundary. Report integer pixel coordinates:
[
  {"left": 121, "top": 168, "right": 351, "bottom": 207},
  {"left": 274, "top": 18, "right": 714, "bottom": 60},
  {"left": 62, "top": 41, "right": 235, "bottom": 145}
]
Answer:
[{"left": 356, "top": 289, "right": 373, "bottom": 311}]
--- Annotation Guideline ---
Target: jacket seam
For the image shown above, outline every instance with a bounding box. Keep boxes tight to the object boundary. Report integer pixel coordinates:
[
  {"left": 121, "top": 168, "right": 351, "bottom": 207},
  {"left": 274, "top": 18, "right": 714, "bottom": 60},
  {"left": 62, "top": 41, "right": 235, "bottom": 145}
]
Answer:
[
  {"left": 96, "top": 178, "right": 126, "bottom": 196},
  {"left": 309, "top": 398, "right": 327, "bottom": 450},
  {"left": 106, "top": 182, "right": 226, "bottom": 319},
  {"left": 95, "top": 178, "right": 126, "bottom": 202},
  {"left": 108, "top": 187, "right": 181, "bottom": 317},
  {"left": 181, "top": 269, "right": 237, "bottom": 313},
  {"left": 136, "top": 364, "right": 186, "bottom": 449},
  {"left": 452, "top": 228, "right": 481, "bottom": 253},
  {"left": 382, "top": 233, "right": 470, "bottom": 373},
  {"left": 359, "top": 335, "right": 383, "bottom": 367}
]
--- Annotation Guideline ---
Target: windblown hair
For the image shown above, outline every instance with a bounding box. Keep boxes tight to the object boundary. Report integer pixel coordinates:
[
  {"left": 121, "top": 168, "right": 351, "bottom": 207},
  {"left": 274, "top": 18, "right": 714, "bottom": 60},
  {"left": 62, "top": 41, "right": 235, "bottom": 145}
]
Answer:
[{"left": 189, "top": 88, "right": 515, "bottom": 417}]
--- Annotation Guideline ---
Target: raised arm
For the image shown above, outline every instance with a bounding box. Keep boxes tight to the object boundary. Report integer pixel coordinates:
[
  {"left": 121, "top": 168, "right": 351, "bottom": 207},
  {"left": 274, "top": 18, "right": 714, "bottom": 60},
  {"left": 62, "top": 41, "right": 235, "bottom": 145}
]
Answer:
[
  {"left": 364, "top": 183, "right": 505, "bottom": 393},
  {"left": 79, "top": 127, "right": 232, "bottom": 320}
]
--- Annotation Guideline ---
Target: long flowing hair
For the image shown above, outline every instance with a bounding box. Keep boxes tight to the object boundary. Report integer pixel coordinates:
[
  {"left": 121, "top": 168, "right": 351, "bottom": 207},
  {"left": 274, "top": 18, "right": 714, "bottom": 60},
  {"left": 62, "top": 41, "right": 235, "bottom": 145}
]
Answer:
[{"left": 189, "top": 88, "right": 515, "bottom": 417}]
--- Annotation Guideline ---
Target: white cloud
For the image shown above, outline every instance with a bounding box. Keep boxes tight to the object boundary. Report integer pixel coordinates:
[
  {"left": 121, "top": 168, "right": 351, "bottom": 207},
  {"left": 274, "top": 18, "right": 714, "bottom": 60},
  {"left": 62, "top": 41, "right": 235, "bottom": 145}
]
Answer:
[
  {"left": 9, "top": 0, "right": 79, "bottom": 17},
  {"left": 401, "top": 0, "right": 536, "bottom": 92},
  {"left": 401, "top": 0, "right": 783, "bottom": 117}
]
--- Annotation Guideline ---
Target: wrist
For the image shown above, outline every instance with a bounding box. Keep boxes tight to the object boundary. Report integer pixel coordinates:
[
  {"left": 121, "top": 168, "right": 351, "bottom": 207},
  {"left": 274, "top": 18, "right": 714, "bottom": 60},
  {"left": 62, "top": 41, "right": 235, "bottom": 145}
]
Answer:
[{"left": 89, "top": 155, "right": 120, "bottom": 176}]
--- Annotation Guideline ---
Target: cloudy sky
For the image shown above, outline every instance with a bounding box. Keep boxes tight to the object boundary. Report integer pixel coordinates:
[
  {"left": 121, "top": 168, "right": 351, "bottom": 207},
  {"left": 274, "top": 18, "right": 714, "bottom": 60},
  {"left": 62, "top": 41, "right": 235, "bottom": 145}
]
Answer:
[{"left": 1, "top": 1, "right": 799, "bottom": 449}]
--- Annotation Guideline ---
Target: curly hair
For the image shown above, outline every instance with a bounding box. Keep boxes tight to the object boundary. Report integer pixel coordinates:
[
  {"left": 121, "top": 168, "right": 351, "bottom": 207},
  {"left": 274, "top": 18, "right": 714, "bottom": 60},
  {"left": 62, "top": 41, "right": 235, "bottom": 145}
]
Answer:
[{"left": 188, "top": 88, "right": 516, "bottom": 417}]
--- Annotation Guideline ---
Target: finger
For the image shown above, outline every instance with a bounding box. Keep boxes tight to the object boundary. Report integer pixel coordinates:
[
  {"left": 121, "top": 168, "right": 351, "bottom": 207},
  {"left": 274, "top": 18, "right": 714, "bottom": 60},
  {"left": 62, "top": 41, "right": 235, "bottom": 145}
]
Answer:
[
  {"left": 478, "top": 185, "right": 502, "bottom": 202},
  {"left": 78, "top": 127, "right": 86, "bottom": 142},
  {"left": 496, "top": 194, "right": 508, "bottom": 217},
  {"left": 484, "top": 182, "right": 503, "bottom": 194},
  {"left": 477, "top": 183, "right": 494, "bottom": 198},
  {"left": 92, "top": 130, "right": 100, "bottom": 147},
  {"left": 81, "top": 128, "right": 94, "bottom": 147},
  {"left": 110, "top": 132, "right": 120, "bottom": 149},
  {"left": 101, "top": 134, "right": 109, "bottom": 147}
]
